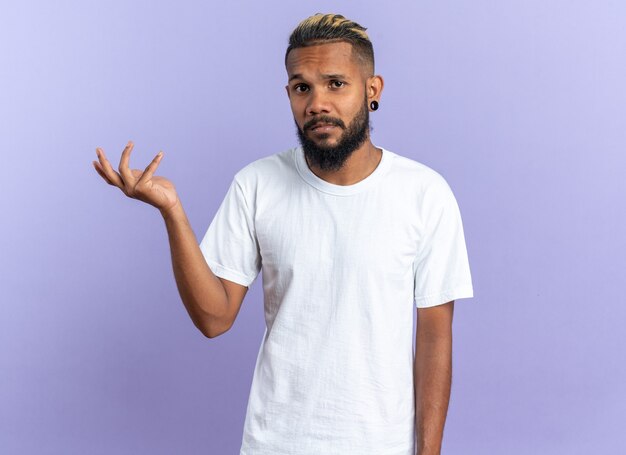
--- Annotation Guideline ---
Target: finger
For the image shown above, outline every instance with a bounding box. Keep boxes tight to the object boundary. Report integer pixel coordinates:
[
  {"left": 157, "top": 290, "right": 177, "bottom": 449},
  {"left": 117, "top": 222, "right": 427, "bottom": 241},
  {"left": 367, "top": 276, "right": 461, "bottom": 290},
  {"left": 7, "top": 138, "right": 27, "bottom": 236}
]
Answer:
[
  {"left": 118, "top": 140, "right": 136, "bottom": 186},
  {"left": 96, "top": 147, "right": 125, "bottom": 188},
  {"left": 93, "top": 160, "right": 114, "bottom": 185},
  {"left": 137, "top": 151, "right": 164, "bottom": 185}
]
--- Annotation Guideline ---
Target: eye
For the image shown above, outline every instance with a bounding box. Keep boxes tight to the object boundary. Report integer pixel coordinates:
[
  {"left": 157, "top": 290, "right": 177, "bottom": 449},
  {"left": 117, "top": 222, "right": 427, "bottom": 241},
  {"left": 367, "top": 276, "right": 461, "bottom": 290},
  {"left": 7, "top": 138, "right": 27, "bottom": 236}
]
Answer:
[
  {"left": 294, "top": 83, "right": 309, "bottom": 93},
  {"left": 330, "top": 80, "right": 345, "bottom": 88}
]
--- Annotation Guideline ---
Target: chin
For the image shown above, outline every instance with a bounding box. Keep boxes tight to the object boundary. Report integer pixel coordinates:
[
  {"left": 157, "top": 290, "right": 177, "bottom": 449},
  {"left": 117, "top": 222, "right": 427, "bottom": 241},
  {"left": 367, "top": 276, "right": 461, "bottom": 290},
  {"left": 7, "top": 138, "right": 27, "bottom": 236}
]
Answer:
[
  {"left": 309, "top": 131, "right": 339, "bottom": 143},
  {"left": 314, "top": 134, "right": 334, "bottom": 142}
]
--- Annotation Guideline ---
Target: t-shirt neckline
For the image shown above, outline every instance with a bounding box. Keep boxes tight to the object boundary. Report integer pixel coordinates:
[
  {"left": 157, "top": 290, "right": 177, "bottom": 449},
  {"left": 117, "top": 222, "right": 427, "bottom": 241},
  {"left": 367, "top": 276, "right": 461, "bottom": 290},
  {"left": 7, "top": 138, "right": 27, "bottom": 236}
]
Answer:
[{"left": 294, "top": 145, "right": 393, "bottom": 196}]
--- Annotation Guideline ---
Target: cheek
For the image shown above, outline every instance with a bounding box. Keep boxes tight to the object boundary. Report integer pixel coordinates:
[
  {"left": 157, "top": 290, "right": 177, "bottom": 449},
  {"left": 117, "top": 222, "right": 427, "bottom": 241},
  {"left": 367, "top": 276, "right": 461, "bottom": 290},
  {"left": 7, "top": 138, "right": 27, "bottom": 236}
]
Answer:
[
  {"left": 341, "top": 94, "right": 365, "bottom": 116},
  {"left": 289, "top": 97, "right": 306, "bottom": 116},
  {"left": 343, "top": 103, "right": 364, "bottom": 124},
  {"left": 289, "top": 100, "right": 306, "bottom": 128}
]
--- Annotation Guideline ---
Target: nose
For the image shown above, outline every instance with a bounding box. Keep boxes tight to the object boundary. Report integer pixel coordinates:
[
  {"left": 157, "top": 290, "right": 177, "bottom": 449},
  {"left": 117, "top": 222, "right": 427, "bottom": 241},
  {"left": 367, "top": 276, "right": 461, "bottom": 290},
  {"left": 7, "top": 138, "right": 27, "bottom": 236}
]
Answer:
[{"left": 306, "top": 88, "right": 331, "bottom": 116}]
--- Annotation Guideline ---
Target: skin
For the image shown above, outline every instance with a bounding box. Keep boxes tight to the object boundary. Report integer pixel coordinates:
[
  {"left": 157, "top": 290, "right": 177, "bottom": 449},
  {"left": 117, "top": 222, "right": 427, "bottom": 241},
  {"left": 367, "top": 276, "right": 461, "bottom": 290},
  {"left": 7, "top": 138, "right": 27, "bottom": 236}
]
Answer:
[
  {"left": 285, "top": 41, "right": 384, "bottom": 185},
  {"left": 93, "top": 39, "right": 455, "bottom": 455},
  {"left": 415, "top": 300, "right": 454, "bottom": 455},
  {"left": 92, "top": 144, "right": 246, "bottom": 337}
]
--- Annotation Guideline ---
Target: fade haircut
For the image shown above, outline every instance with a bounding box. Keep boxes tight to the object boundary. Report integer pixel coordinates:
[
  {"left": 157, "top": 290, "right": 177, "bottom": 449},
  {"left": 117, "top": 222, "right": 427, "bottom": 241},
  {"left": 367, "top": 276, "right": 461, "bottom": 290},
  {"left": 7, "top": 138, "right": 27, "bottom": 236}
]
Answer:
[{"left": 285, "top": 13, "right": 375, "bottom": 76}]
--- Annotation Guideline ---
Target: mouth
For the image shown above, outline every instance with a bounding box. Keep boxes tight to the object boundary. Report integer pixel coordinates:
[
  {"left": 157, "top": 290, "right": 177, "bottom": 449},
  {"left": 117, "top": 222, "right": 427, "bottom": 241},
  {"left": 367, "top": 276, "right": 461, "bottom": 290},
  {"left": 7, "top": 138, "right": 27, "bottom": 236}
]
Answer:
[{"left": 309, "top": 122, "right": 338, "bottom": 132}]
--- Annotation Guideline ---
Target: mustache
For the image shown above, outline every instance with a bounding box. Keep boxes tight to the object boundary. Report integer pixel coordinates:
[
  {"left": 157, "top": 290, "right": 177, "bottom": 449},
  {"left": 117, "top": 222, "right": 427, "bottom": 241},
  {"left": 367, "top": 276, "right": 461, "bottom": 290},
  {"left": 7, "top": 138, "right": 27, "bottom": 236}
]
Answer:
[{"left": 303, "top": 116, "right": 346, "bottom": 131}]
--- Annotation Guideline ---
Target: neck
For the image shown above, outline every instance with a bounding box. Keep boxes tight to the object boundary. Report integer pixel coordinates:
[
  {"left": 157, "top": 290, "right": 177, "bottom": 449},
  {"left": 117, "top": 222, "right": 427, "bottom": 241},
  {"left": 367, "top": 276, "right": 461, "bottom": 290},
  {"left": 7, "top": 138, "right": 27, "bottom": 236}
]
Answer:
[{"left": 305, "top": 138, "right": 382, "bottom": 186}]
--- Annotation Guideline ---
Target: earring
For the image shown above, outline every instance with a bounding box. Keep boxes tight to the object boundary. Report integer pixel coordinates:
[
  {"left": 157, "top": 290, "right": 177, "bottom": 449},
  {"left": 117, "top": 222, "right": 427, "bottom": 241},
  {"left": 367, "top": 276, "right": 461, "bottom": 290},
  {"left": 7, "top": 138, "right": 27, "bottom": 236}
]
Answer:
[{"left": 370, "top": 100, "right": 379, "bottom": 111}]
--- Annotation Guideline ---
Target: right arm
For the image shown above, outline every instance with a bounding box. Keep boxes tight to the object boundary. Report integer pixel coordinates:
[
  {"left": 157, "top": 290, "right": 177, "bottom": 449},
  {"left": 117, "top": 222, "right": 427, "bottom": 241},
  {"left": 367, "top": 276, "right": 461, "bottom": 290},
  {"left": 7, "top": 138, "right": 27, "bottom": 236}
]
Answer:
[
  {"left": 160, "top": 201, "right": 248, "bottom": 338},
  {"left": 92, "top": 140, "right": 248, "bottom": 338}
]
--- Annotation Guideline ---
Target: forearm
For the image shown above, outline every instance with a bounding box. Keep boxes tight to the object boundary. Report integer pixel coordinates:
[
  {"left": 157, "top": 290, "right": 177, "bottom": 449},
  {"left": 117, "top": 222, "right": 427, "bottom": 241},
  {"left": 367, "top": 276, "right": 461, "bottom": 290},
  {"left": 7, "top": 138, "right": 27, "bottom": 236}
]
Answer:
[
  {"left": 414, "top": 328, "right": 452, "bottom": 455},
  {"left": 161, "top": 201, "right": 230, "bottom": 337}
]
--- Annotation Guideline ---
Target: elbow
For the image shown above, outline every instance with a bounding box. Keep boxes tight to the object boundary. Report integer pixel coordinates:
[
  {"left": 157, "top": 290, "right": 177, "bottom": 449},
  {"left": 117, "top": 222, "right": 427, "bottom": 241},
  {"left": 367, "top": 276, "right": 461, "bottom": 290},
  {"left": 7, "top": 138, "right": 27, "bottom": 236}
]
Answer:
[
  {"left": 194, "top": 294, "right": 235, "bottom": 339},
  {"left": 200, "top": 317, "right": 233, "bottom": 339},
  {"left": 203, "top": 328, "right": 223, "bottom": 339}
]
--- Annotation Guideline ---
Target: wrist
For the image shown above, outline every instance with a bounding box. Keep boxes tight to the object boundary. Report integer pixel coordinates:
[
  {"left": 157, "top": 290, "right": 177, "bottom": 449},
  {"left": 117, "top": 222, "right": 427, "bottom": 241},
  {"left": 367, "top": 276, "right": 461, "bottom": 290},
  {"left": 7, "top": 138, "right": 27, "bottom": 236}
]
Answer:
[
  {"left": 416, "top": 441, "right": 442, "bottom": 455},
  {"left": 417, "top": 450, "right": 440, "bottom": 455},
  {"left": 160, "top": 199, "right": 184, "bottom": 222}
]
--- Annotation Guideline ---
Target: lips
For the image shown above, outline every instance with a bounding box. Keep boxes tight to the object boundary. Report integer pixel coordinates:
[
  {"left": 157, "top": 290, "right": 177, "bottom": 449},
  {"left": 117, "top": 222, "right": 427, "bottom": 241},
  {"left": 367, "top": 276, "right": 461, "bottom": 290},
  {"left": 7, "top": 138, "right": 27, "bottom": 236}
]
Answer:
[{"left": 310, "top": 122, "right": 337, "bottom": 131}]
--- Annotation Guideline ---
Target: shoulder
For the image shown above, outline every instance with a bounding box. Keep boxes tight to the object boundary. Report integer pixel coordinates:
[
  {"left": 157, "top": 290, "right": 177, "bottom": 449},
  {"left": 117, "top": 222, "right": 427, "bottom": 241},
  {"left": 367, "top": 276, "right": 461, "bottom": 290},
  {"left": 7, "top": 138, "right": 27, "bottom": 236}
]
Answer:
[
  {"left": 384, "top": 148, "right": 454, "bottom": 197},
  {"left": 232, "top": 147, "right": 296, "bottom": 188}
]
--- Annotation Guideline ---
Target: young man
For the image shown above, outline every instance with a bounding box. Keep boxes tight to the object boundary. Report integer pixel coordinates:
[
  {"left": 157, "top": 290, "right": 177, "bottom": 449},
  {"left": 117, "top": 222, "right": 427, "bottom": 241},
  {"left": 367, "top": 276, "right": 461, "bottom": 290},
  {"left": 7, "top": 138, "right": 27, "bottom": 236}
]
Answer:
[{"left": 93, "top": 13, "right": 473, "bottom": 455}]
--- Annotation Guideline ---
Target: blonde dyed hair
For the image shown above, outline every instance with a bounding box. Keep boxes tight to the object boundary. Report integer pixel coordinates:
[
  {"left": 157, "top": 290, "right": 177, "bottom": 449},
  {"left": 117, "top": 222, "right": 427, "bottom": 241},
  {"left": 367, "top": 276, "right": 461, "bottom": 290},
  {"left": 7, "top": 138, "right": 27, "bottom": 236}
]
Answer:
[{"left": 285, "top": 13, "right": 375, "bottom": 75}]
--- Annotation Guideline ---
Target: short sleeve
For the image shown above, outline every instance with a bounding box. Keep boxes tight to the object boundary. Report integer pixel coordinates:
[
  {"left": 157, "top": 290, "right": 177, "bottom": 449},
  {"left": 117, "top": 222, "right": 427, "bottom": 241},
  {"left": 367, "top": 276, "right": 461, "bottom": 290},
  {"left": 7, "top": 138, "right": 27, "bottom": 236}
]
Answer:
[
  {"left": 199, "top": 177, "right": 262, "bottom": 288},
  {"left": 412, "top": 176, "right": 474, "bottom": 308}
]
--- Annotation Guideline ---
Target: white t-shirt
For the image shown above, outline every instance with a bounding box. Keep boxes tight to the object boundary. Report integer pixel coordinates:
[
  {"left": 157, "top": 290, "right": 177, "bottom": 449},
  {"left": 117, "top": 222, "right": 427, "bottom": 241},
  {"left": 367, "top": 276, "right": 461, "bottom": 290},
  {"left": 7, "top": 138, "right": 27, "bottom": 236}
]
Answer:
[{"left": 199, "top": 145, "right": 474, "bottom": 455}]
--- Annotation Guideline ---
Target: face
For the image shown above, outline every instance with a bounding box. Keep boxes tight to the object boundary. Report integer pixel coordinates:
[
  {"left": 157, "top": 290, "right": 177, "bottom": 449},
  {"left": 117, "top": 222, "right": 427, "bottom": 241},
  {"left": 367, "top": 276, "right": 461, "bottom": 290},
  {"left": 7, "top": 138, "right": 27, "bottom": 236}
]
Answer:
[{"left": 285, "top": 41, "right": 380, "bottom": 171}]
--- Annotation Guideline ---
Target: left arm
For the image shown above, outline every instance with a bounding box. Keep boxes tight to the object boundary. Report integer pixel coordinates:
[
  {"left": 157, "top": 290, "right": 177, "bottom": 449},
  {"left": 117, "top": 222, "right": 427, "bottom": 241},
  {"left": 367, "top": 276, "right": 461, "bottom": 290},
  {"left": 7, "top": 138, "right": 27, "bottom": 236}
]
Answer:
[{"left": 414, "top": 300, "right": 454, "bottom": 455}]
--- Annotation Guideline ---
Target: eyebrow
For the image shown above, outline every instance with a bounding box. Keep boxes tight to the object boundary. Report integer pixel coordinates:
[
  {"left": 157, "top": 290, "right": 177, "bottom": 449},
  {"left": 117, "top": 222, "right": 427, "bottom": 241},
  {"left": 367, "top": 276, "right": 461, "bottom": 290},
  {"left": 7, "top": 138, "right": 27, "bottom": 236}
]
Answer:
[{"left": 288, "top": 73, "right": 350, "bottom": 82}]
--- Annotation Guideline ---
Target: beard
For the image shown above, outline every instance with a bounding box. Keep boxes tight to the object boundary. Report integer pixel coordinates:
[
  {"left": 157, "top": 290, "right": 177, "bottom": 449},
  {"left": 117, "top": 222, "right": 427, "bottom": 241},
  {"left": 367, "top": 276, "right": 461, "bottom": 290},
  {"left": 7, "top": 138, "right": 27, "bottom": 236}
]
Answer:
[{"left": 295, "top": 99, "right": 370, "bottom": 172}]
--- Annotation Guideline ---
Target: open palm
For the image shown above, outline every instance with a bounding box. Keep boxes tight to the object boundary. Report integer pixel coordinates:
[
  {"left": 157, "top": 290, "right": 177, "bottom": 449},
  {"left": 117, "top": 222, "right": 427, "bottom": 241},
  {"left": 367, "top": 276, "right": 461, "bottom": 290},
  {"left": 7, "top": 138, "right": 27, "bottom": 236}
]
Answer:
[{"left": 92, "top": 141, "right": 180, "bottom": 214}]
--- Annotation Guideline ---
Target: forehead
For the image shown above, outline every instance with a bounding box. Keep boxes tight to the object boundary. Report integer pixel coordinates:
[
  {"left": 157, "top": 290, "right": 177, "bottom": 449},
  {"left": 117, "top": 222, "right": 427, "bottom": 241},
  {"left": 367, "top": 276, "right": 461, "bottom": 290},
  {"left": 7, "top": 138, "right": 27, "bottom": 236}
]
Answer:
[{"left": 286, "top": 41, "right": 360, "bottom": 79}]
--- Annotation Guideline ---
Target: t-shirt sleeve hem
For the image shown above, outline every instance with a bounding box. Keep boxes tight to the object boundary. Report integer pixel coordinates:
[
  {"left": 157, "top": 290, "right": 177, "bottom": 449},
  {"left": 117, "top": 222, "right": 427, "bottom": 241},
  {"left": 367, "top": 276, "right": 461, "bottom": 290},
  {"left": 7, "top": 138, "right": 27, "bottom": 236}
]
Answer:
[
  {"left": 415, "top": 284, "right": 474, "bottom": 308},
  {"left": 204, "top": 258, "right": 256, "bottom": 287}
]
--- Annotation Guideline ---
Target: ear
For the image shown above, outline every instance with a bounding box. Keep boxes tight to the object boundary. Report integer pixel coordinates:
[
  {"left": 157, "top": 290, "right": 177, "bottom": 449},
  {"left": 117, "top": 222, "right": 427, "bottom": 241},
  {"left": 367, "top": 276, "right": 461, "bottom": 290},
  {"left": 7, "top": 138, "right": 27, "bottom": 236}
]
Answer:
[
  {"left": 366, "top": 74, "right": 384, "bottom": 104},
  {"left": 285, "top": 84, "right": 291, "bottom": 101}
]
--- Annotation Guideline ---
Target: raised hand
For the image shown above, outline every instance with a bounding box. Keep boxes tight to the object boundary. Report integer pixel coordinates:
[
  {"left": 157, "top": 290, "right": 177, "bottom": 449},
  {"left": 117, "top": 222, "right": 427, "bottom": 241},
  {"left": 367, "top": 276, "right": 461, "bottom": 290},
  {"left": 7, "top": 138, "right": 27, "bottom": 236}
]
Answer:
[{"left": 92, "top": 140, "right": 180, "bottom": 215}]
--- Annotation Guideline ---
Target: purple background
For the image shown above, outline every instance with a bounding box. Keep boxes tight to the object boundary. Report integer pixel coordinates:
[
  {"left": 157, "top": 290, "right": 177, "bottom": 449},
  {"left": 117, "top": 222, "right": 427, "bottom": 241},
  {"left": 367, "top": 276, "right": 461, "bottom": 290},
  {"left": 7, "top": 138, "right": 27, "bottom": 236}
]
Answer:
[{"left": 1, "top": 1, "right": 625, "bottom": 453}]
